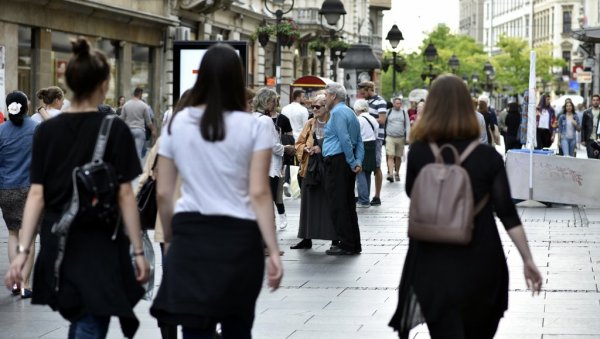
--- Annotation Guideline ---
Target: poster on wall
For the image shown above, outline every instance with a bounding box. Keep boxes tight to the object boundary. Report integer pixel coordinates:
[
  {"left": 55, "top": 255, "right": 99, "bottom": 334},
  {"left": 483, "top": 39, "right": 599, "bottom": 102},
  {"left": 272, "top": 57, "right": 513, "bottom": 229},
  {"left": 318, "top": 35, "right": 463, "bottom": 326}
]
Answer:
[
  {"left": 0, "top": 45, "right": 5, "bottom": 118},
  {"left": 173, "top": 41, "right": 248, "bottom": 103}
]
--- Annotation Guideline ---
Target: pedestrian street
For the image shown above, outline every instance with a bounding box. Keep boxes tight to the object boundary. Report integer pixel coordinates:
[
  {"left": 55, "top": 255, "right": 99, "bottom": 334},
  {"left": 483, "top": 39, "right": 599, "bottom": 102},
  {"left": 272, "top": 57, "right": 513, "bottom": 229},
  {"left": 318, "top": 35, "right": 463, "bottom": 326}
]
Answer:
[{"left": 2, "top": 162, "right": 600, "bottom": 338}]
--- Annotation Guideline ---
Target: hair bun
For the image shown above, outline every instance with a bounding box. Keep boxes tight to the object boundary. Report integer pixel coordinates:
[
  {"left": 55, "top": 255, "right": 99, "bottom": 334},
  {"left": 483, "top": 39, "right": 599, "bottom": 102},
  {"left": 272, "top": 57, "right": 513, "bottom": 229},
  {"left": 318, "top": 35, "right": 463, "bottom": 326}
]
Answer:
[{"left": 71, "top": 37, "right": 90, "bottom": 56}]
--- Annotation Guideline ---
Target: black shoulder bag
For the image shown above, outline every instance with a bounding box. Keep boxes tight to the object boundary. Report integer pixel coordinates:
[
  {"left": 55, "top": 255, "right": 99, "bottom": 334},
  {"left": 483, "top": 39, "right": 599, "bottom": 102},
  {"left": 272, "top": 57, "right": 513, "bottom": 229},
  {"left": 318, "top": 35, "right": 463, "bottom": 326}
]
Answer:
[
  {"left": 51, "top": 115, "right": 120, "bottom": 291},
  {"left": 137, "top": 155, "right": 158, "bottom": 230},
  {"left": 303, "top": 131, "right": 325, "bottom": 187}
]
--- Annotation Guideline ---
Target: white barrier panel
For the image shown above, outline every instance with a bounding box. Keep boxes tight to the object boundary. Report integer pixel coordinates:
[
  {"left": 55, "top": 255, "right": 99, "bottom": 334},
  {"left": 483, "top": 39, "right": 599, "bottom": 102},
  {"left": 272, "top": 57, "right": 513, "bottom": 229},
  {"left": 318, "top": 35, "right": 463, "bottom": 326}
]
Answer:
[{"left": 505, "top": 150, "right": 600, "bottom": 206}]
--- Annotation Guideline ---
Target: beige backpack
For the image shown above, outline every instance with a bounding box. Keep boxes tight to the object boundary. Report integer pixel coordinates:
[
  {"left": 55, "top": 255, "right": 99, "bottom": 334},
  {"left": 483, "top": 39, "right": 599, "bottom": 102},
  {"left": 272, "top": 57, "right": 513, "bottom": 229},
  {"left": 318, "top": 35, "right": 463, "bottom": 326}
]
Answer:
[{"left": 408, "top": 140, "right": 489, "bottom": 245}]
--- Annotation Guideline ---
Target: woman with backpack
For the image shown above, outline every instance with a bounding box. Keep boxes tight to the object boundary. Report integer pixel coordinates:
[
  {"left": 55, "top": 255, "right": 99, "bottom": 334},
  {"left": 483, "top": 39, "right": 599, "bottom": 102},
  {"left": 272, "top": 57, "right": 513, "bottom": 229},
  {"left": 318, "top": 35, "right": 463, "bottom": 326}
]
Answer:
[
  {"left": 388, "top": 75, "right": 542, "bottom": 339},
  {"left": 4, "top": 37, "right": 149, "bottom": 338},
  {"left": 149, "top": 44, "right": 283, "bottom": 338}
]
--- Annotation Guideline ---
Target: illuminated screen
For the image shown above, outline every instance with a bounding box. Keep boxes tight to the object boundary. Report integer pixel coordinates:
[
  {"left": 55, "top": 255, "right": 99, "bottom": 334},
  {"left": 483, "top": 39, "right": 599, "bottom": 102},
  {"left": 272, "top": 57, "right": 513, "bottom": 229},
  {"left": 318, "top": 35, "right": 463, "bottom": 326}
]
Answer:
[{"left": 173, "top": 41, "right": 248, "bottom": 103}]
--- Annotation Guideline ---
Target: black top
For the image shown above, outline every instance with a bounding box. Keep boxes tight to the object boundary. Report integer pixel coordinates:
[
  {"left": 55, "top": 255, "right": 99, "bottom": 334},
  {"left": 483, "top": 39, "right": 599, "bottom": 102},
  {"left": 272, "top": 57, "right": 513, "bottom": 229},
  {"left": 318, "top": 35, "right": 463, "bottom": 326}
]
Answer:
[
  {"left": 390, "top": 140, "right": 521, "bottom": 337},
  {"left": 505, "top": 111, "right": 521, "bottom": 137},
  {"left": 30, "top": 112, "right": 144, "bottom": 338},
  {"left": 272, "top": 113, "right": 292, "bottom": 134},
  {"left": 30, "top": 112, "right": 141, "bottom": 213}
]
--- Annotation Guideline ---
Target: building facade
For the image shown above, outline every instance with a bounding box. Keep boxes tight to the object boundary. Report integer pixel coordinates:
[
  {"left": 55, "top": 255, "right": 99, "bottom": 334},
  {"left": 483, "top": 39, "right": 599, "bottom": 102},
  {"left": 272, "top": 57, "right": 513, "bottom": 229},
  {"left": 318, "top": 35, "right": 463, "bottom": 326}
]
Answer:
[
  {"left": 0, "top": 0, "right": 390, "bottom": 117},
  {"left": 0, "top": 0, "right": 176, "bottom": 113},
  {"left": 459, "top": 0, "right": 485, "bottom": 44}
]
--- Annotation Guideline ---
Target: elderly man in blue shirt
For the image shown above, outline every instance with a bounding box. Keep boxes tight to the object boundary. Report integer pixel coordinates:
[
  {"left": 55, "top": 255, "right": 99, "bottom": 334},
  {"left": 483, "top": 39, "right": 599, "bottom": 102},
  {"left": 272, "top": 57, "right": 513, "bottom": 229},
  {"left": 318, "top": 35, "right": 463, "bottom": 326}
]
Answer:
[{"left": 322, "top": 82, "right": 364, "bottom": 255}]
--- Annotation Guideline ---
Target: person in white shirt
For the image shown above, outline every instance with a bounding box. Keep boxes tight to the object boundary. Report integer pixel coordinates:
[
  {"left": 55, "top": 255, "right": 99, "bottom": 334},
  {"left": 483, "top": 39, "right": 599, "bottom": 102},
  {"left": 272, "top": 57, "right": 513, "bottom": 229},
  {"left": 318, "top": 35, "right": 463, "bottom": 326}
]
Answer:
[
  {"left": 32, "top": 86, "right": 64, "bottom": 123},
  {"left": 353, "top": 99, "right": 379, "bottom": 208},
  {"left": 150, "top": 44, "right": 282, "bottom": 337},
  {"left": 253, "top": 87, "right": 295, "bottom": 230},
  {"left": 281, "top": 89, "right": 309, "bottom": 141}
]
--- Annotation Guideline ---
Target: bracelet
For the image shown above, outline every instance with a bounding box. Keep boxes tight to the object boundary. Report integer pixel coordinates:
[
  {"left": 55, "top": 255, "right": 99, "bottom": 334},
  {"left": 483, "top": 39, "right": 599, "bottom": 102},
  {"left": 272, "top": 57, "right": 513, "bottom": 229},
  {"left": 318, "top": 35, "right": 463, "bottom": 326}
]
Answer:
[
  {"left": 17, "top": 245, "right": 30, "bottom": 255},
  {"left": 132, "top": 250, "right": 145, "bottom": 257}
]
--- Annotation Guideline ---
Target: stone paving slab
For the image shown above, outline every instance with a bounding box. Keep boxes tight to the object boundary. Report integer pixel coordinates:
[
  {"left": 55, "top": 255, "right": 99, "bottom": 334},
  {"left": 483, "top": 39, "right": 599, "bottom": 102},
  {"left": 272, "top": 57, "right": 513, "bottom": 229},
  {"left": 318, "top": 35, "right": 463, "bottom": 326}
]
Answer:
[{"left": 2, "top": 157, "right": 600, "bottom": 338}]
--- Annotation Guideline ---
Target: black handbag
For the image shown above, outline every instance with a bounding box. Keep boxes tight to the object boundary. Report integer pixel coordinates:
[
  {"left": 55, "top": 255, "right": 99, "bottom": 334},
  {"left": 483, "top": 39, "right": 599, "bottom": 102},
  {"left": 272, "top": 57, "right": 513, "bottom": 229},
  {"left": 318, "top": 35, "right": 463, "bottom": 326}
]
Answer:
[
  {"left": 303, "top": 132, "right": 325, "bottom": 186},
  {"left": 137, "top": 156, "right": 158, "bottom": 230},
  {"left": 281, "top": 133, "right": 296, "bottom": 166}
]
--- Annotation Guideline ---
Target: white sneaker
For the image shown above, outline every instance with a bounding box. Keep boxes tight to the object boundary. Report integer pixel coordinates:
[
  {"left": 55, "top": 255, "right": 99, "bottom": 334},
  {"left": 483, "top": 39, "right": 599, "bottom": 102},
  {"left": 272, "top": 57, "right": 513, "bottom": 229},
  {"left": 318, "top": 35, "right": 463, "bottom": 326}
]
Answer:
[
  {"left": 277, "top": 213, "right": 288, "bottom": 230},
  {"left": 283, "top": 183, "right": 291, "bottom": 197}
]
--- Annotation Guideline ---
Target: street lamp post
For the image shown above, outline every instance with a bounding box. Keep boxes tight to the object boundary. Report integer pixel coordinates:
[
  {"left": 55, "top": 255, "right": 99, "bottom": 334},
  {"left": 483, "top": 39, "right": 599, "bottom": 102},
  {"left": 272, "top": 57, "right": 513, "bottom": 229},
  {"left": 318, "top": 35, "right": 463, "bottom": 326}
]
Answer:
[
  {"left": 471, "top": 73, "right": 479, "bottom": 97},
  {"left": 264, "top": 0, "right": 295, "bottom": 94},
  {"left": 421, "top": 42, "right": 438, "bottom": 88},
  {"left": 448, "top": 54, "right": 460, "bottom": 74},
  {"left": 385, "top": 24, "right": 404, "bottom": 97},
  {"left": 483, "top": 61, "right": 495, "bottom": 105},
  {"left": 319, "top": 0, "right": 346, "bottom": 82}
]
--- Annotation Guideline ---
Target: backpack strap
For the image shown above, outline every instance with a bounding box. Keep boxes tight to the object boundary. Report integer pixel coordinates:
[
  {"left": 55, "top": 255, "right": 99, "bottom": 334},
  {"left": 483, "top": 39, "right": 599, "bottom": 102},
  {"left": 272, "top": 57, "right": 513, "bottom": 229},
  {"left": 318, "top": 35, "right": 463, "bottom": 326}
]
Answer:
[
  {"left": 458, "top": 140, "right": 480, "bottom": 164},
  {"left": 429, "top": 143, "right": 460, "bottom": 164},
  {"left": 474, "top": 194, "right": 490, "bottom": 214},
  {"left": 91, "top": 115, "right": 116, "bottom": 162}
]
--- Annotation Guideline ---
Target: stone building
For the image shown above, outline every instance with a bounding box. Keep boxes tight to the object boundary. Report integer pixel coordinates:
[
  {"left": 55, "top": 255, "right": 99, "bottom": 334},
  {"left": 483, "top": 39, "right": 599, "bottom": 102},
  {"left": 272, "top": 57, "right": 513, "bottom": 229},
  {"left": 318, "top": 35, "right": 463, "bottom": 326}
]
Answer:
[
  {"left": 0, "top": 0, "right": 176, "bottom": 113},
  {"left": 0, "top": 0, "right": 390, "bottom": 115}
]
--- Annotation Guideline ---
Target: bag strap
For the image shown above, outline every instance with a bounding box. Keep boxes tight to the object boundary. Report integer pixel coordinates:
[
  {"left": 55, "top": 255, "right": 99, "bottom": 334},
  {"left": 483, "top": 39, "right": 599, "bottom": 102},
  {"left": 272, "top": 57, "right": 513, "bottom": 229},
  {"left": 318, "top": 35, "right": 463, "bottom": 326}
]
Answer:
[
  {"left": 361, "top": 115, "right": 375, "bottom": 132},
  {"left": 474, "top": 194, "right": 490, "bottom": 214},
  {"left": 91, "top": 115, "right": 116, "bottom": 162}
]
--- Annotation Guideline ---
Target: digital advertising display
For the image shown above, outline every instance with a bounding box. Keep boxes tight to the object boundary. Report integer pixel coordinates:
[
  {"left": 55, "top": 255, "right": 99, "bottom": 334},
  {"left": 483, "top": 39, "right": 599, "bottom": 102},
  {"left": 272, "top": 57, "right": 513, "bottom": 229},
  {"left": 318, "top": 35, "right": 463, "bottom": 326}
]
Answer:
[{"left": 173, "top": 41, "right": 248, "bottom": 103}]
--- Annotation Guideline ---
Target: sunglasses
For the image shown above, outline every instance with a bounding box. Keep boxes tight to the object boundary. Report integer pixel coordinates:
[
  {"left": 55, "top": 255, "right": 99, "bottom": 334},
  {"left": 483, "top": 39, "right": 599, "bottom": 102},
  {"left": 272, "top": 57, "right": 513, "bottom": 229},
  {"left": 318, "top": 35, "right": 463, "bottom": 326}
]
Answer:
[{"left": 311, "top": 105, "right": 322, "bottom": 109}]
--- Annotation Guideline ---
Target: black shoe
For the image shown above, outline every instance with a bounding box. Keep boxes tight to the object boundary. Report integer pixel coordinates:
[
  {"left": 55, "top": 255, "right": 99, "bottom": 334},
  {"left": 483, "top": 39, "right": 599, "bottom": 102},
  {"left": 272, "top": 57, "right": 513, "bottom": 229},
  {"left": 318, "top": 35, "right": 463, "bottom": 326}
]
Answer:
[
  {"left": 387, "top": 175, "right": 394, "bottom": 183},
  {"left": 370, "top": 197, "right": 381, "bottom": 206},
  {"left": 326, "top": 247, "right": 357, "bottom": 255},
  {"left": 290, "top": 239, "right": 312, "bottom": 249}
]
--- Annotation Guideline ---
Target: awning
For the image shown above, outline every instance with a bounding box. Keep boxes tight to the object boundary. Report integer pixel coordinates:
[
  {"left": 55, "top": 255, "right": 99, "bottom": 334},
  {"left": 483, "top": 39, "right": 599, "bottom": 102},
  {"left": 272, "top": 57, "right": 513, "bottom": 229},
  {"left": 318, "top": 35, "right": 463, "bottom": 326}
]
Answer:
[
  {"left": 291, "top": 76, "right": 333, "bottom": 88},
  {"left": 572, "top": 27, "right": 600, "bottom": 43}
]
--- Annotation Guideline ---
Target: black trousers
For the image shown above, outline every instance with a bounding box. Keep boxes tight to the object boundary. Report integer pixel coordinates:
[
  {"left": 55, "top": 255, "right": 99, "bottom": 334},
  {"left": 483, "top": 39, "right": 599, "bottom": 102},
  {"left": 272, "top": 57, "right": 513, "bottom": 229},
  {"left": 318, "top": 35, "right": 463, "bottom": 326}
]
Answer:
[
  {"left": 323, "top": 154, "right": 361, "bottom": 253},
  {"left": 535, "top": 128, "right": 552, "bottom": 149}
]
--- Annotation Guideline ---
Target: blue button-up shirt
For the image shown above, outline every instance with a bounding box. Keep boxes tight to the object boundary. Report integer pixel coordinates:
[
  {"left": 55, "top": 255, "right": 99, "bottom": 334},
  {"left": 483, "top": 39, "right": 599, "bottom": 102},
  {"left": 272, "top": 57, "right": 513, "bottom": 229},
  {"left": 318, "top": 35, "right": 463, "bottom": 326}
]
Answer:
[{"left": 323, "top": 102, "right": 364, "bottom": 169}]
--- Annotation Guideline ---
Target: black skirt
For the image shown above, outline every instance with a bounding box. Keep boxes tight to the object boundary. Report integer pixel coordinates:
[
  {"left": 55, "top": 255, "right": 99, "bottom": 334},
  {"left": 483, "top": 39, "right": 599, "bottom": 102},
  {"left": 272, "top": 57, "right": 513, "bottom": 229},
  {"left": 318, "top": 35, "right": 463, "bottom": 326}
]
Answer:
[
  {"left": 150, "top": 212, "right": 265, "bottom": 329},
  {"left": 32, "top": 211, "right": 144, "bottom": 338}
]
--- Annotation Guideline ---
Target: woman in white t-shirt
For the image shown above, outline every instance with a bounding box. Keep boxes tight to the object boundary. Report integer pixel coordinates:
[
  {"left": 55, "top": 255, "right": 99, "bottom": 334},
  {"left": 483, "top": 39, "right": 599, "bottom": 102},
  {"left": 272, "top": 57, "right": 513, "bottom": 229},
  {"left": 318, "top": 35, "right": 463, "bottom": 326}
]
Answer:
[
  {"left": 150, "top": 44, "right": 283, "bottom": 338},
  {"left": 32, "top": 86, "right": 64, "bottom": 123}
]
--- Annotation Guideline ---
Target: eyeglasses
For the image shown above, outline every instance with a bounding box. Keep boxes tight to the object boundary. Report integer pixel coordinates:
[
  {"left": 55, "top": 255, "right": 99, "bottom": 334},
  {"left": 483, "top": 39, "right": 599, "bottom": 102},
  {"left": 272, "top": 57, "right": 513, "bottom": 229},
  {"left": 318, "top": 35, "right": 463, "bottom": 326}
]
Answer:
[{"left": 311, "top": 105, "right": 322, "bottom": 110}]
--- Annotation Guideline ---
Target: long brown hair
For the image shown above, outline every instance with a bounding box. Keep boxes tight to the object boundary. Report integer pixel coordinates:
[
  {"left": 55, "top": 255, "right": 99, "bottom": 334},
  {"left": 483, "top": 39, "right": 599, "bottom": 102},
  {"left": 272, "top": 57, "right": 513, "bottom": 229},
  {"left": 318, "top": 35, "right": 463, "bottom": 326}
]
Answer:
[{"left": 411, "top": 74, "right": 480, "bottom": 142}]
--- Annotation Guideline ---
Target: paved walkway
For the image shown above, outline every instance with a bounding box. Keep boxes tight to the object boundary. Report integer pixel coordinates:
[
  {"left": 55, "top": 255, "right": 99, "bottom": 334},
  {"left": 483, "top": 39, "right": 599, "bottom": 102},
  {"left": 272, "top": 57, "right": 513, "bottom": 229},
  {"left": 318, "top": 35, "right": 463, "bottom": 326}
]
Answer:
[{"left": 1, "top": 157, "right": 600, "bottom": 338}]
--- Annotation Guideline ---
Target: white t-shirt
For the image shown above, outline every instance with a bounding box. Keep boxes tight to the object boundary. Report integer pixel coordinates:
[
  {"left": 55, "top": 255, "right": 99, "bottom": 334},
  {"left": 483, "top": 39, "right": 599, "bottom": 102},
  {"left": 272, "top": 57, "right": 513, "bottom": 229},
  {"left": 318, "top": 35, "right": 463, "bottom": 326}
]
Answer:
[
  {"left": 281, "top": 102, "right": 309, "bottom": 141},
  {"left": 31, "top": 108, "right": 61, "bottom": 123},
  {"left": 357, "top": 113, "right": 379, "bottom": 142},
  {"left": 253, "top": 112, "right": 284, "bottom": 178},
  {"left": 159, "top": 106, "right": 273, "bottom": 220},
  {"left": 538, "top": 109, "right": 550, "bottom": 129}
]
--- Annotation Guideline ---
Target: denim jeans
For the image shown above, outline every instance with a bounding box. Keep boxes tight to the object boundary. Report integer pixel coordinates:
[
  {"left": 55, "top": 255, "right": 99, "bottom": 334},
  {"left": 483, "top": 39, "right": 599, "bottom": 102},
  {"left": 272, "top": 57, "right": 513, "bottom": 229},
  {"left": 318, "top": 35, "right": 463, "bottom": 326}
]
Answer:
[
  {"left": 560, "top": 137, "right": 576, "bottom": 157},
  {"left": 130, "top": 127, "right": 146, "bottom": 161},
  {"left": 68, "top": 314, "right": 110, "bottom": 339},
  {"left": 355, "top": 170, "right": 372, "bottom": 205}
]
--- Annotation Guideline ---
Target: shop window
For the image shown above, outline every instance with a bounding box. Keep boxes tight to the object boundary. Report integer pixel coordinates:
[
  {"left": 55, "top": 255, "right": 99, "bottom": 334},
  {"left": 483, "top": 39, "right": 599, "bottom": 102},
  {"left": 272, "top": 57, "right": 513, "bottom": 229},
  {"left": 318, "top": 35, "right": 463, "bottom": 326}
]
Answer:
[
  {"left": 51, "top": 30, "right": 79, "bottom": 99},
  {"left": 96, "top": 39, "right": 119, "bottom": 107},
  {"left": 18, "top": 26, "right": 33, "bottom": 100},
  {"left": 131, "top": 44, "right": 153, "bottom": 108}
]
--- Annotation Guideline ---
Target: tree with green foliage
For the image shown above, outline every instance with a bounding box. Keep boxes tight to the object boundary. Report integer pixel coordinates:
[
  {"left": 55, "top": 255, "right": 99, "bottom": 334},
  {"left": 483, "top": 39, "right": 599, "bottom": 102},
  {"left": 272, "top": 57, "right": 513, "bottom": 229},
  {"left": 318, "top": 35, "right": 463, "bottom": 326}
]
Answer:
[
  {"left": 381, "top": 24, "right": 488, "bottom": 100},
  {"left": 492, "top": 35, "right": 566, "bottom": 95}
]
